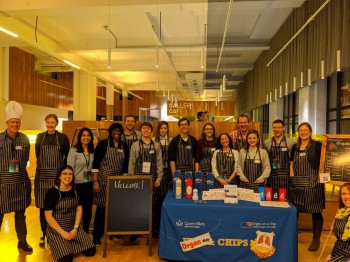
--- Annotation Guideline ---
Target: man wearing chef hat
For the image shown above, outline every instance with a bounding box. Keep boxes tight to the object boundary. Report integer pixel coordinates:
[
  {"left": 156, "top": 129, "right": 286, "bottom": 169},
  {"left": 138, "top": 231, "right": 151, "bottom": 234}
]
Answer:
[{"left": 0, "top": 101, "right": 33, "bottom": 252}]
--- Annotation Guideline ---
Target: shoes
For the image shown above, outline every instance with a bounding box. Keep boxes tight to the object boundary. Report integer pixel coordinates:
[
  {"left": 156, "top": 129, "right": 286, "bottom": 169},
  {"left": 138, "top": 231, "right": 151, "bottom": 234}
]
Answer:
[
  {"left": 39, "top": 237, "right": 45, "bottom": 247},
  {"left": 18, "top": 240, "right": 33, "bottom": 252},
  {"left": 112, "top": 235, "right": 123, "bottom": 240},
  {"left": 129, "top": 235, "right": 139, "bottom": 242},
  {"left": 93, "top": 239, "right": 101, "bottom": 246}
]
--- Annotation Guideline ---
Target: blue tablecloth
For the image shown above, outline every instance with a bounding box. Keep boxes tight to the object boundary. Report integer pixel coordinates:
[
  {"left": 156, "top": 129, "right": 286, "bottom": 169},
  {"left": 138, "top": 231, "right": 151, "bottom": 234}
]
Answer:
[{"left": 159, "top": 192, "right": 297, "bottom": 262}]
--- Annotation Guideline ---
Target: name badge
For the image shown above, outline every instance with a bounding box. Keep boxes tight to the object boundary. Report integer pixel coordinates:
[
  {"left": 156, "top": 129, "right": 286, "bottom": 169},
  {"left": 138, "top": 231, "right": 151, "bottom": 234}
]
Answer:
[
  {"left": 228, "top": 154, "right": 232, "bottom": 157},
  {"left": 118, "top": 149, "right": 124, "bottom": 153},
  {"left": 299, "top": 152, "right": 306, "bottom": 157},
  {"left": 83, "top": 170, "right": 91, "bottom": 182},
  {"left": 255, "top": 159, "right": 261, "bottom": 164},
  {"left": 142, "top": 162, "right": 151, "bottom": 173},
  {"left": 9, "top": 160, "right": 19, "bottom": 173},
  {"left": 149, "top": 150, "right": 154, "bottom": 154},
  {"left": 15, "top": 145, "right": 22, "bottom": 150},
  {"left": 211, "top": 148, "right": 216, "bottom": 152},
  {"left": 186, "top": 145, "right": 191, "bottom": 150},
  {"left": 281, "top": 147, "right": 288, "bottom": 152}
]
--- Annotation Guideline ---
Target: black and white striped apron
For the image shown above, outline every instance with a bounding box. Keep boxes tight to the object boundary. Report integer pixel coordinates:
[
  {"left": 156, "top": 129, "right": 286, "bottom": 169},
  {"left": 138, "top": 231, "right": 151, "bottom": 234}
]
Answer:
[
  {"left": 35, "top": 133, "right": 63, "bottom": 208},
  {"left": 330, "top": 212, "right": 350, "bottom": 261},
  {"left": 290, "top": 150, "right": 325, "bottom": 213},
  {"left": 159, "top": 139, "right": 170, "bottom": 196},
  {"left": 199, "top": 145, "right": 215, "bottom": 174},
  {"left": 122, "top": 131, "right": 139, "bottom": 151},
  {"left": 267, "top": 137, "right": 290, "bottom": 194},
  {"left": 234, "top": 131, "right": 246, "bottom": 152},
  {"left": 0, "top": 139, "right": 31, "bottom": 213},
  {"left": 93, "top": 141, "right": 125, "bottom": 207},
  {"left": 241, "top": 149, "right": 265, "bottom": 193},
  {"left": 46, "top": 189, "right": 94, "bottom": 261},
  {"left": 175, "top": 137, "right": 194, "bottom": 187},
  {"left": 215, "top": 149, "right": 239, "bottom": 187},
  {"left": 135, "top": 140, "right": 158, "bottom": 204}
]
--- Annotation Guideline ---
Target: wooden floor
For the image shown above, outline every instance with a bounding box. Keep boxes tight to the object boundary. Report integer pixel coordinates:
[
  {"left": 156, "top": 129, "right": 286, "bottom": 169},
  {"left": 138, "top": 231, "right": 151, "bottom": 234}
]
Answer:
[
  {"left": 0, "top": 205, "right": 337, "bottom": 262},
  {"left": 0, "top": 184, "right": 341, "bottom": 262}
]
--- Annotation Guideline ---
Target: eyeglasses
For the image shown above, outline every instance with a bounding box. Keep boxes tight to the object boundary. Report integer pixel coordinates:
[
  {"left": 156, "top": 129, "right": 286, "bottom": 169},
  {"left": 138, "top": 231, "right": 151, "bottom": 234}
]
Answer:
[
  {"left": 61, "top": 172, "right": 73, "bottom": 176},
  {"left": 204, "top": 128, "right": 213, "bottom": 131},
  {"left": 179, "top": 123, "right": 189, "bottom": 127}
]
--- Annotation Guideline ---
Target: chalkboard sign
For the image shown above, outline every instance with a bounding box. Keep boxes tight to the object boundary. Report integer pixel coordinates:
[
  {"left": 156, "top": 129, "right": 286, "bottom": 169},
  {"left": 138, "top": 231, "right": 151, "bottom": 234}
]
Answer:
[
  {"left": 103, "top": 175, "right": 153, "bottom": 257},
  {"left": 320, "top": 134, "right": 350, "bottom": 183}
]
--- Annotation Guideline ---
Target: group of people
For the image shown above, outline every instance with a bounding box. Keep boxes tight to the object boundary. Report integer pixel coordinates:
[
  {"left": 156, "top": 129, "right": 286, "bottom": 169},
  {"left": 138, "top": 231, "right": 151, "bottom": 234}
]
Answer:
[
  {"left": 0, "top": 100, "right": 348, "bottom": 261},
  {"left": 197, "top": 111, "right": 210, "bottom": 122}
]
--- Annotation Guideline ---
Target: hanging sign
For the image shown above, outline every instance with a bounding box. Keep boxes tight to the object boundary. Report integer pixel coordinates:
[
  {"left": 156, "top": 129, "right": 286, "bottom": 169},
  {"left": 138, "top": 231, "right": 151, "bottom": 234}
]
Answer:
[{"left": 167, "top": 101, "right": 193, "bottom": 115}]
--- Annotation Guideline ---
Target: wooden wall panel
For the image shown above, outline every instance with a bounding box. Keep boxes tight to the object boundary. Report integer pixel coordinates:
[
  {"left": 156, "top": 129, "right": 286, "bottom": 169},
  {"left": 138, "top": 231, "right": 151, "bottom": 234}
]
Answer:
[
  {"left": 96, "top": 98, "right": 107, "bottom": 116},
  {"left": 9, "top": 47, "right": 73, "bottom": 110}
]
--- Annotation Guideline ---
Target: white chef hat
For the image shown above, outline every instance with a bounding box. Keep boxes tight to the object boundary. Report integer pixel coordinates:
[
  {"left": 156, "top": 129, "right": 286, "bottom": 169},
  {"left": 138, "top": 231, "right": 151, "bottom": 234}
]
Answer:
[{"left": 6, "top": 101, "right": 23, "bottom": 121}]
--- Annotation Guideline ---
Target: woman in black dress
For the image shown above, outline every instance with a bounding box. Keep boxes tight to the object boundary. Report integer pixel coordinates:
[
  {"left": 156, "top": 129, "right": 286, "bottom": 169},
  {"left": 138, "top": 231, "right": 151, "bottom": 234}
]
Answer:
[
  {"left": 289, "top": 122, "right": 324, "bottom": 251},
  {"left": 44, "top": 165, "right": 95, "bottom": 262}
]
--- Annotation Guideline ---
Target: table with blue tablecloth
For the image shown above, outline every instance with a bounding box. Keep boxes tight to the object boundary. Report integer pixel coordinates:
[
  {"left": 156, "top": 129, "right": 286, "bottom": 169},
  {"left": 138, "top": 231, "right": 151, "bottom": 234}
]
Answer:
[{"left": 159, "top": 192, "right": 297, "bottom": 262}]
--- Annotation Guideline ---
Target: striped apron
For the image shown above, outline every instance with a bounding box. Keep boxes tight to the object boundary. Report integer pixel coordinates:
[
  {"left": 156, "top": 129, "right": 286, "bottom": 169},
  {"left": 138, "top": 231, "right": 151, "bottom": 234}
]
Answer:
[
  {"left": 35, "top": 133, "right": 63, "bottom": 208},
  {"left": 267, "top": 137, "right": 290, "bottom": 195},
  {"left": 241, "top": 149, "right": 265, "bottom": 193},
  {"left": 215, "top": 149, "right": 239, "bottom": 187},
  {"left": 0, "top": 140, "right": 31, "bottom": 213},
  {"left": 175, "top": 137, "right": 194, "bottom": 187},
  {"left": 199, "top": 145, "right": 215, "bottom": 174},
  {"left": 46, "top": 189, "right": 94, "bottom": 261},
  {"left": 135, "top": 141, "right": 158, "bottom": 204},
  {"left": 122, "top": 131, "right": 139, "bottom": 151},
  {"left": 93, "top": 141, "right": 125, "bottom": 207},
  {"left": 290, "top": 150, "right": 325, "bottom": 213},
  {"left": 234, "top": 131, "right": 246, "bottom": 152},
  {"left": 160, "top": 139, "right": 170, "bottom": 196},
  {"left": 330, "top": 212, "right": 350, "bottom": 261}
]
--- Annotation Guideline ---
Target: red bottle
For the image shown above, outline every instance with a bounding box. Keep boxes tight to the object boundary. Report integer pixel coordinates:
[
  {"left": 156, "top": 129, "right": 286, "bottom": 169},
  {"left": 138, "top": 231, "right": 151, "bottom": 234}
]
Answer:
[{"left": 186, "top": 178, "right": 193, "bottom": 199}]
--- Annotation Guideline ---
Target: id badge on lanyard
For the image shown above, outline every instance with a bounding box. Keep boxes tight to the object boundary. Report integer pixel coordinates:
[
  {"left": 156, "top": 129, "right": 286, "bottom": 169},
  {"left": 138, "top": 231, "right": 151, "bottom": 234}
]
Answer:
[
  {"left": 9, "top": 159, "right": 19, "bottom": 173},
  {"left": 142, "top": 162, "right": 151, "bottom": 173},
  {"left": 272, "top": 158, "right": 280, "bottom": 169},
  {"left": 83, "top": 169, "right": 91, "bottom": 182}
]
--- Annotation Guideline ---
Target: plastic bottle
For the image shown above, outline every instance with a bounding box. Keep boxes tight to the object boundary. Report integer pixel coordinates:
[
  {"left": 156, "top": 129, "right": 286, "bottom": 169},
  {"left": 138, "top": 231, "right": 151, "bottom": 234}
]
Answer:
[
  {"left": 175, "top": 178, "right": 182, "bottom": 199},
  {"left": 192, "top": 188, "right": 199, "bottom": 201},
  {"left": 186, "top": 178, "right": 193, "bottom": 199}
]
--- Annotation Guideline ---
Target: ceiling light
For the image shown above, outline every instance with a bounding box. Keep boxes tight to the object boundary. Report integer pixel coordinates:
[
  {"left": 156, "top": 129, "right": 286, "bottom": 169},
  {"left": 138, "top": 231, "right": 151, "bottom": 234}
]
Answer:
[
  {"left": 108, "top": 48, "right": 111, "bottom": 69},
  {"left": 155, "top": 46, "right": 159, "bottom": 68},
  {"left": 0, "top": 27, "right": 18, "bottom": 38},
  {"left": 223, "top": 75, "right": 226, "bottom": 90},
  {"left": 63, "top": 60, "right": 80, "bottom": 69},
  {"left": 200, "top": 47, "right": 204, "bottom": 69}
]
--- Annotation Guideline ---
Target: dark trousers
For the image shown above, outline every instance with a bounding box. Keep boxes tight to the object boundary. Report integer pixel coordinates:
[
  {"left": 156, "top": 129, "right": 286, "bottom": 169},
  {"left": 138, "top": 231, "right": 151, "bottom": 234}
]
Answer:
[
  {"left": 0, "top": 209, "right": 27, "bottom": 241},
  {"left": 92, "top": 206, "right": 105, "bottom": 241},
  {"left": 75, "top": 182, "right": 93, "bottom": 232},
  {"left": 40, "top": 208, "right": 47, "bottom": 236}
]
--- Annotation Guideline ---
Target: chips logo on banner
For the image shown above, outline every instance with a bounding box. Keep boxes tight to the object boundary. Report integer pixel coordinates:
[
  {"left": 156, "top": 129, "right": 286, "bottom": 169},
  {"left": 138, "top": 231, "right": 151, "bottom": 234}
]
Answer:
[
  {"left": 250, "top": 231, "right": 276, "bottom": 259},
  {"left": 180, "top": 232, "right": 213, "bottom": 252}
]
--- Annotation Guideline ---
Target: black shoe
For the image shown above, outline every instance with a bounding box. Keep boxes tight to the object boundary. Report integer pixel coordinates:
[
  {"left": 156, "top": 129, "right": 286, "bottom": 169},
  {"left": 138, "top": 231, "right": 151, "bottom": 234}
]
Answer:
[
  {"left": 93, "top": 239, "right": 101, "bottom": 246},
  {"left": 39, "top": 237, "right": 45, "bottom": 247},
  {"left": 18, "top": 240, "right": 33, "bottom": 252},
  {"left": 129, "top": 235, "right": 139, "bottom": 241}
]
